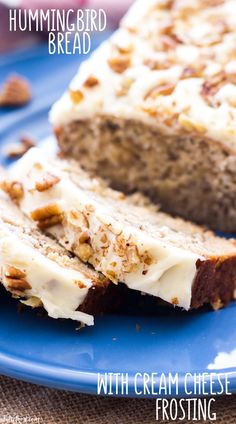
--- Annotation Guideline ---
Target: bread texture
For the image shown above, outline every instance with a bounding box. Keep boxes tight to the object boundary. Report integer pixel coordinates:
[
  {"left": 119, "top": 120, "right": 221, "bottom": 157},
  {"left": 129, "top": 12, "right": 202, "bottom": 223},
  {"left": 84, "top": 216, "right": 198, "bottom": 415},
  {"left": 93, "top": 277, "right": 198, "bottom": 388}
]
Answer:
[
  {"left": 50, "top": 0, "right": 236, "bottom": 232},
  {"left": 0, "top": 185, "right": 115, "bottom": 325},
  {"left": 9, "top": 147, "right": 236, "bottom": 311}
]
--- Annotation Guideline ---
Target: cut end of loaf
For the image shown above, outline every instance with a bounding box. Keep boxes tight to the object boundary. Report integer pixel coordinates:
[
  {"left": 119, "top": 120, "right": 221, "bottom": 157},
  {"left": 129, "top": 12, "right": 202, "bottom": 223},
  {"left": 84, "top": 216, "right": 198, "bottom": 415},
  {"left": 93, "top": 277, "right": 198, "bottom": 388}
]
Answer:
[
  {"left": 54, "top": 117, "right": 236, "bottom": 233},
  {"left": 192, "top": 256, "right": 236, "bottom": 309}
]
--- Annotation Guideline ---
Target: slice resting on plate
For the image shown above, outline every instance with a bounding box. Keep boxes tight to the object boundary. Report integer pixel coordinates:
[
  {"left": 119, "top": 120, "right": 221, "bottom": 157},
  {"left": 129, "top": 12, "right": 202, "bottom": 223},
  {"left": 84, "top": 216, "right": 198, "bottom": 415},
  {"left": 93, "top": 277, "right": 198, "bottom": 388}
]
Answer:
[
  {"left": 0, "top": 183, "right": 118, "bottom": 326},
  {"left": 50, "top": 0, "right": 236, "bottom": 233},
  {"left": 6, "top": 147, "right": 236, "bottom": 311}
]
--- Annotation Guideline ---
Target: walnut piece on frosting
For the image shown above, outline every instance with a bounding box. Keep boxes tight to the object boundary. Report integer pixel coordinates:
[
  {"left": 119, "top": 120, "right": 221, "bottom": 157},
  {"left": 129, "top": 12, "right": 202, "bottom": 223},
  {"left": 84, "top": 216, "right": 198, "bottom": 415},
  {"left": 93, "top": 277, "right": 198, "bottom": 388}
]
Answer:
[
  {"left": 69, "top": 89, "right": 84, "bottom": 104},
  {"left": 4, "top": 265, "right": 32, "bottom": 294},
  {"left": 4, "top": 135, "right": 36, "bottom": 159},
  {"left": 35, "top": 173, "right": 60, "bottom": 192},
  {"left": 83, "top": 75, "right": 99, "bottom": 88},
  {"left": 107, "top": 55, "right": 131, "bottom": 73},
  {"left": 31, "top": 203, "right": 63, "bottom": 229},
  {"left": 0, "top": 180, "right": 24, "bottom": 203},
  {"left": 74, "top": 243, "right": 93, "bottom": 263}
]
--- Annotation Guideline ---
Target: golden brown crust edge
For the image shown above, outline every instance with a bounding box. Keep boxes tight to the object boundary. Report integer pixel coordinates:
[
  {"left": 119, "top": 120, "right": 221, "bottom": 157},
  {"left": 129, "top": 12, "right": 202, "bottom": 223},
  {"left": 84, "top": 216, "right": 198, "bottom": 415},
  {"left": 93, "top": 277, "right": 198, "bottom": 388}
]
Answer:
[{"left": 191, "top": 256, "right": 236, "bottom": 309}]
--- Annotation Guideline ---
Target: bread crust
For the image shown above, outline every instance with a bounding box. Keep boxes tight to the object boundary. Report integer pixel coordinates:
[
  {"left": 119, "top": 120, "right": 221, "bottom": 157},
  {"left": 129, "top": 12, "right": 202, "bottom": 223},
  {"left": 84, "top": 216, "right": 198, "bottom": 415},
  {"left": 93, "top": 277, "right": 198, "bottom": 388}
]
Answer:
[{"left": 191, "top": 256, "right": 236, "bottom": 309}]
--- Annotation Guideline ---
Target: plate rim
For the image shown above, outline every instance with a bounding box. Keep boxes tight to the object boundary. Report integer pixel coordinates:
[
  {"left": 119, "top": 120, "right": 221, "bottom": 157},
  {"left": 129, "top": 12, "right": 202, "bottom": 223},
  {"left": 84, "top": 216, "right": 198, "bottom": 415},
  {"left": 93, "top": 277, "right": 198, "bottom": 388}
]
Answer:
[{"left": 0, "top": 351, "right": 236, "bottom": 397}]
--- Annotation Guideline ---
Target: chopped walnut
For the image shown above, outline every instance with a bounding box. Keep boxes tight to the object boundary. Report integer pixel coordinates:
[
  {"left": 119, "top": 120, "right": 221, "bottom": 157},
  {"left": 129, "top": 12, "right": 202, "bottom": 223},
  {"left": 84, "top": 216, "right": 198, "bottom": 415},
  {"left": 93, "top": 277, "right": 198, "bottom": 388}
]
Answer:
[
  {"left": 100, "top": 233, "right": 108, "bottom": 244},
  {"left": 38, "top": 215, "right": 64, "bottom": 230},
  {"left": 20, "top": 135, "right": 36, "bottom": 149},
  {"left": 83, "top": 75, "right": 99, "bottom": 88},
  {"left": 79, "top": 231, "right": 90, "bottom": 243},
  {"left": 124, "top": 245, "right": 140, "bottom": 273},
  {"left": 159, "top": 34, "right": 182, "bottom": 50},
  {"left": 4, "top": 135, "right": 36, "bottom": 159},
  {"left": 158, "top": 0, "right": 174, "bottom": 10},
  {"left": 35, "top": 173, "right": 60, "bottom": 192},
  {"left": 5, "top": 266, "right": 32, "bottom": 292},
  {"left": 142, "top": 252, "right": 153, "bottom": 266},
  {"left": 0, "top": 180, "right": 24, "bottom": 203},
  {"left": 69, "top": 89, "right": 84, "bottom": 104},
  {"left": 114, "top": 42, "right": 133, "bottom": 54},
  {"left": 181, "top": 66, "right": 204, "bottom": 79},
  {"left": 201, "top": 81, "right": 220, "bottom": 98},
  {"left": 200, "top": 71, "right": 226, "bottom": 99},
  {"left": 143, "top": 58, "right": 172, "bottom": 71},
  {"left": 0, "top": 75, "right": 32, "bottom": 107},
  {"left": 107, "top": 55, "right": 130, "bottom": 73},
  {"left": 75, "top": 280, "right": 87, "bottom": 289},
  {"left": 5, "top": 266, "right": 26, "bottom": 279},
  {"left": 33, "top": 162, "right": 43, "bottom": 171},
  {"left": 141, "top": 106, "right": 157, "bottom": 117},
  {"left": 31, "top": 203, "right": 63, "bottom": 229},
  {"left": 145, "top": 83, "right": 175, "bottom": 100},
  {"left": 31, "top": 203, "right": 62, "bottom": 221},
  {"left": 74, "top": 243, "right": 93, "bottom": 262}
]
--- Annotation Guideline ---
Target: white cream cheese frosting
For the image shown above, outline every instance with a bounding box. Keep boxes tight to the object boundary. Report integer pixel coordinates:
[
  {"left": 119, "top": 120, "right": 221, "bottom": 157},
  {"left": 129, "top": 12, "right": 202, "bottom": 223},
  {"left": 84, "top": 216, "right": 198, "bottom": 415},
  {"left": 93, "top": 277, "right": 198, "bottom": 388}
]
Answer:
[
  {"left": 9, "top": 147, "right": 209, "bottom": 310},
  {"left": 50, "top": 0, "right": 236, "bottom": 146},
  {"left": 0, "top": 191, "right": 94, "bottom": 325}
]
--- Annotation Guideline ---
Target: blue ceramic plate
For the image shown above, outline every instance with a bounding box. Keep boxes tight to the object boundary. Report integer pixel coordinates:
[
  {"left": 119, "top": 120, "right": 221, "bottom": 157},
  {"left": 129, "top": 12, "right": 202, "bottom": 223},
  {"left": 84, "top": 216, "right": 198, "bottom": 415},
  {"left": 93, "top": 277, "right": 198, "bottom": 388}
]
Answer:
[{"left": 0, "top": 42, "right": 236, "bottom": 397}]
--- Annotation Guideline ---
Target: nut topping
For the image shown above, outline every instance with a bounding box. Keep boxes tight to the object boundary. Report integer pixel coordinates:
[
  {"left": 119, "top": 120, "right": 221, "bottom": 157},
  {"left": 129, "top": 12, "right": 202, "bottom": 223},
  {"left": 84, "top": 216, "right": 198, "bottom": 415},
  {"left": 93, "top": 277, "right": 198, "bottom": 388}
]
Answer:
[
  {"left": 31, "top": 203, "right": 62, "bottom": 221},
  {"left": 69, "top": 89, "right": 84, "bottom": 104},
  {"left": 4, "top": 135, "right": 36, "bottom": 159},
  {"left": 145, "top": 83, "right": 175, "bottom": 100},
  {"left": 0, "top": 180, "right": 24, "bottom": 203},
  {"left": 5, "top": 265, "right": 31, "bottom": 292},
  {"left": 83, "top": 75, "right": 99, "bottom": 88},
  {"left": 107, "top": 55, "right": 130, "bottom": 73},
  {"left": 5, "top": 266, "right": 26, "bottom": 279},
  {"left": 31, "top": 203, "right": 63, "bottom": 229},
  {"left": 37, "top": 215, "right": 64, "bottom": 230},
  {"left": 79, "top": 231, "right": 90, "bottom": 243},
  {"left": 75, "top": 280, "right": 87, "bottom": 289},
  {"left": 74, "top": 243, "right": 93, "bottom": 262},
  {"left": 35, "top": 173, "right": 60, "bottom": 192}
]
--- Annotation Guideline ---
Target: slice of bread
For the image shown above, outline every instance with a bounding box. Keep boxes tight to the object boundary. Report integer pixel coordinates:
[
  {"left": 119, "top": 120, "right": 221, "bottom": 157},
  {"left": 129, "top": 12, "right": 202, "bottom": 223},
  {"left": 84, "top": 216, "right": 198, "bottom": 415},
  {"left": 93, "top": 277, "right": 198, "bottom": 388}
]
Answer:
[
  {"left": 8, "top": 147, "right": 236, "bottom": 311},
  {"left": 0, "top": 185, "right": 116, "bottom": 326},
  {"left": 50, "top": 0, "right": 236, "bottom": 232}
]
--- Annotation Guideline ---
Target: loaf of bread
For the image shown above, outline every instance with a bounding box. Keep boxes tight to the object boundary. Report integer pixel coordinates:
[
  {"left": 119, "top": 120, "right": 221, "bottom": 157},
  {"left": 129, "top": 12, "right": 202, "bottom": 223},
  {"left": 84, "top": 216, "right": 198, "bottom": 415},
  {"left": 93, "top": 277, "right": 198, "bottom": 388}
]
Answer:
[
  {"left": 0, "top": 183, "right": 116, "bottom": 326},
  {"left": 8, "top": 147, "right": 236, "bottom": 311},
  {"left": 50, "top": 0, "right": 236, "bottom": 232}
]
